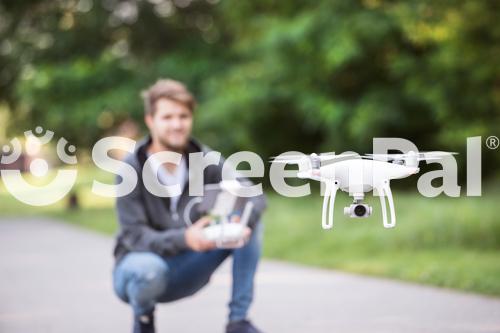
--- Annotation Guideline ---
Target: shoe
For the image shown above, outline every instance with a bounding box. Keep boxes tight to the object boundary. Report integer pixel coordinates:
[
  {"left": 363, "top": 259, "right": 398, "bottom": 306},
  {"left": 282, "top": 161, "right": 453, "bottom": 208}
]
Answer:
[
  {"left": 133, "top": 312, "right": 155, "bottom": 333},
  {"left": 226, "top": 319, "right": 264, "bottom": 333}
]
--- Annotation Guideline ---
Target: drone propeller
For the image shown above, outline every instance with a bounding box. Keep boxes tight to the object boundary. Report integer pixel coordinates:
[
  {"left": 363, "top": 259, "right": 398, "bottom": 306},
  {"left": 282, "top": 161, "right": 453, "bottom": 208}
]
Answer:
[
  {"left": 271, "top": 153, "right": 356, "bottom": 162},
  {"left": 271, "top": 153, "right": 356, "bottom": 161},
  {"left": 365, "top": 151, "right": 458, "bottom": 161}
]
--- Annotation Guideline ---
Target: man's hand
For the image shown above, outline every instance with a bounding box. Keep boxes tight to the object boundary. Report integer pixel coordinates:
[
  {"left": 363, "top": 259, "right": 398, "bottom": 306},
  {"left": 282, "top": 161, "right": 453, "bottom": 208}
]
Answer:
[
  {"left": 242, "top": 226, "right": 252, "bottom": 242},
  {"left": 185, "top": 216, "right": 216, "bottom": 252}
]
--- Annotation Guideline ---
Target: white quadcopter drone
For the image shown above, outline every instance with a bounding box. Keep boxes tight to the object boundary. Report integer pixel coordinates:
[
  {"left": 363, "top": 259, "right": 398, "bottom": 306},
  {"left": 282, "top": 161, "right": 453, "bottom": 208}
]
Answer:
[{"left": 272, "top": 151, "right": 456, "bottom": 229}]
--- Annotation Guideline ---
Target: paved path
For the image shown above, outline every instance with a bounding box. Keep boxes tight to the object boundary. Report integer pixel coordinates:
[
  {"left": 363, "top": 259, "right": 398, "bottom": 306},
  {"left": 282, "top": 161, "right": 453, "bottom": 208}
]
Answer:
[{"left": 1, "top": 218, "right": 500, "bottom": 333}]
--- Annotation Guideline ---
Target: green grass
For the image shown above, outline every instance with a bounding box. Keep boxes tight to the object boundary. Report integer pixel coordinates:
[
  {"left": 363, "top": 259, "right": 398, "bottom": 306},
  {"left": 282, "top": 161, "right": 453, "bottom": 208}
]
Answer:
[
  {"left": 0, "top": 165, "right": 117, "bottom": 233},
  {"left": 263, "top": 193, "right": 500, "bottom": 296},
  {"left": 1, "top": 166, "right": 499, "bottom": 296}
]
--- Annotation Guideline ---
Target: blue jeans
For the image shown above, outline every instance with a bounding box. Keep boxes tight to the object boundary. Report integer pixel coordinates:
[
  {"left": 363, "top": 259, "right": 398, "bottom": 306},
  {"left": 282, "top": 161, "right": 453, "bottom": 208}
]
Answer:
[{"left": 113, "top": 222, "right": 263, "bottom": 322}]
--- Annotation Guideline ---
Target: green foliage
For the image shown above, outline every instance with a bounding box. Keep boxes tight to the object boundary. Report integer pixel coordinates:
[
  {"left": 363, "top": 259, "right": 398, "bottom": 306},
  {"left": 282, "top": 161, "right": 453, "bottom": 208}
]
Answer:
[{"left": 0, "top": 0, "right": 498, "bottom": 173}]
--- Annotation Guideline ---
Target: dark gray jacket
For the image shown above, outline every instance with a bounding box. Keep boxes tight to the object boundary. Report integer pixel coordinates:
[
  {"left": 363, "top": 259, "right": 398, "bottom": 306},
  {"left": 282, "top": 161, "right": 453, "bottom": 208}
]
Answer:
[{"left": 113, "top": 136, "right": 266, "bottom": 263}]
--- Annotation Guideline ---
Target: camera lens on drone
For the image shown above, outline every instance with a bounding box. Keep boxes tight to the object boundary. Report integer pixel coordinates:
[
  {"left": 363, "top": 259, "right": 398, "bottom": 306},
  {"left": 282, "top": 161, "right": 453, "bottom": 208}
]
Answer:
[{"left": 354, "top": 204, "right": 366, "bottom": 217}]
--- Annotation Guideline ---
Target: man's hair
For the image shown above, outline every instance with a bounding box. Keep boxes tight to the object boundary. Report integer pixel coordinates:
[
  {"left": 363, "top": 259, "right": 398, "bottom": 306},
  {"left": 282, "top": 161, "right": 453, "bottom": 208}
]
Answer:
[{"left": 141, "top": 79, "right": 196, "bottom": 115}]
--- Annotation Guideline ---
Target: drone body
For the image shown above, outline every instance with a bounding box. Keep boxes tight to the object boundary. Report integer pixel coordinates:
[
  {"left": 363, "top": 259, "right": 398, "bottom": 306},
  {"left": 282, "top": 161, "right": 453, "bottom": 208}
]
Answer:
[{"left": 272, "top": 151, "right": 455, "bottom": 229}]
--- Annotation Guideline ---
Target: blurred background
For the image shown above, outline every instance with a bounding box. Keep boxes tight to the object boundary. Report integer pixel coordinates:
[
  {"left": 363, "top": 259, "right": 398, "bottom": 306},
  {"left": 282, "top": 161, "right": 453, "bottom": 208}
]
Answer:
[{"left": 0, "top": 0, "right": 499, "bottom": 296}]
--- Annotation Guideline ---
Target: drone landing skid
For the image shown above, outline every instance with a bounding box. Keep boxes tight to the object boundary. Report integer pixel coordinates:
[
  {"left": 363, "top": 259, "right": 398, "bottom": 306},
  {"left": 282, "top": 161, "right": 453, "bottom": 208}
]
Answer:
[
  {"left": 321, "top": 180, "right": 396, "bottom": 229},
  {"left": 376, "top": 180, "right": 396, "bottom": 228},
  {"left": 322, "top": 180, "right": 339, "bottom": 229}
]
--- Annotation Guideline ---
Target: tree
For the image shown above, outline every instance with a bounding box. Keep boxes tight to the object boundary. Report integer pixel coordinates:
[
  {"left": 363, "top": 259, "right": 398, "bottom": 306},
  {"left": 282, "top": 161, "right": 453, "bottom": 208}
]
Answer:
[{"left": 1, "top": 0, "right": 498, "bottom": 175}]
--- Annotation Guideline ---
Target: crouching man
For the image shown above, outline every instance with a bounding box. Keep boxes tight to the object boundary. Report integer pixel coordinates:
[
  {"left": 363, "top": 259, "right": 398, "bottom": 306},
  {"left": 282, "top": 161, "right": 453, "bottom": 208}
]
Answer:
[{"left": 112, "top": 79, "right": 266, "bottom": 333}]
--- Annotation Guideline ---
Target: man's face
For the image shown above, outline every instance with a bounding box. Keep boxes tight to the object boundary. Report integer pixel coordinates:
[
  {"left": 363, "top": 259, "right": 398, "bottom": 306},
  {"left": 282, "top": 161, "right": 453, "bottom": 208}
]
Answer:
[{"left": 145, "top": 98, "right": 193, "bottom": 151}]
